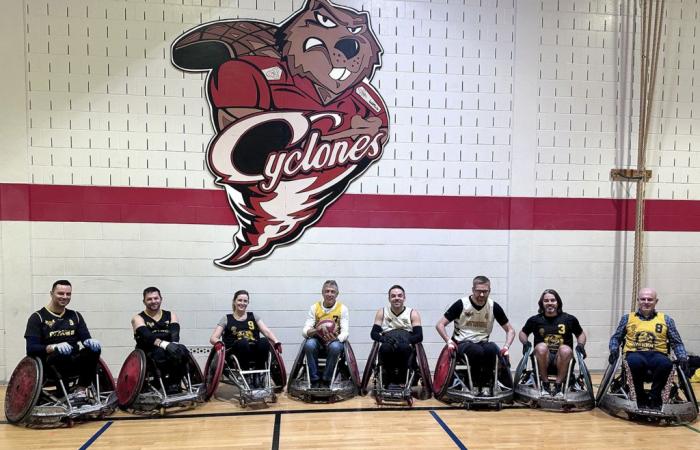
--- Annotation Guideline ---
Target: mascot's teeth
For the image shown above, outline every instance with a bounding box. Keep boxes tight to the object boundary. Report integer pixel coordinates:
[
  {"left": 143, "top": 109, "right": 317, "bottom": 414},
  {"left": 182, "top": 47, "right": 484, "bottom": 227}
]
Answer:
[
  {"left": 329, "top": 67, "right": 351, "bottom": 81},
  {"left": 304, "top": 38, "right": 324, "bottom": 51}
]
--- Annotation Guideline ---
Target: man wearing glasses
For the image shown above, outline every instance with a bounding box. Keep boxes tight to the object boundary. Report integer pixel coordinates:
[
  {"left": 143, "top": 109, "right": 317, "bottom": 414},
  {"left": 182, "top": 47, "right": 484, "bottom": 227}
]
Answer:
[{"left": 436, "top": 275, "right": 515, "bottom": 396}]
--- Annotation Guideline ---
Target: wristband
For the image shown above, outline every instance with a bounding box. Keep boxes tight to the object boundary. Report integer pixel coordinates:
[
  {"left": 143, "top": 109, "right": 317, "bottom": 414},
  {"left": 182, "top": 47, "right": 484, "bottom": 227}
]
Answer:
[{"left": 159, "top": 340, "right": 170, "bottom": 350}]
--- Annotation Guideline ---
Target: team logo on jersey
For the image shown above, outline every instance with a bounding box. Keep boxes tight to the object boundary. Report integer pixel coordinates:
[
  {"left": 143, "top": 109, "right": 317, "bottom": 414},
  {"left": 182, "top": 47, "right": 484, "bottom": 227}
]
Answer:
[
  {"left": 45, "top": 319, "right": 56, "bottom": 328},
  {"left": 171, "top": 0, "right": 388, "bottom": 268},
  {"left": 69, "top": 319, "right": 74, "bottom": 326}
]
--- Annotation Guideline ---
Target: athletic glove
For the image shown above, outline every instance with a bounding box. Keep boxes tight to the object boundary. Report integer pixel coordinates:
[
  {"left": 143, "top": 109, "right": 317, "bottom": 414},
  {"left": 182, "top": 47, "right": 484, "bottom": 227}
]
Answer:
[
  {"left": 575, "top": 343, "right": 586, "bottom": 359},
  {"left": 83, "top": 338, "right": 101, "bottom": 352},
  {"left": 53, "top": 342, "right": 73, "bottom": 355},
  {"left": 678, "top": 358, "right": 689, "bottom": 374},
  {"left": 522, "top": 341, "right": 532, "bottom": 355},
  {"left": 273, "top": 342, "right": 283, "bottom": 354},
  {"left": 608, "top": 352, "right": 617, "bottom": 365}
]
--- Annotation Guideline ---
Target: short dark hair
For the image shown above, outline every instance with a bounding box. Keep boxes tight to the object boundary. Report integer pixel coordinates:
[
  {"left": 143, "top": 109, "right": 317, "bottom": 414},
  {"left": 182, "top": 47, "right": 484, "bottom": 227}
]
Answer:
[
  {"left": 142, "top": 286, "right": 162, "bottom": 299},
  {"left": 233, "top": 289, "right": 250, "bottom": 301},
  {"left": 387, "top": 284, "right": 405, "bottom": 295},
  {"left": 538, "top": 289, "right": 563, "bottom": 314},
  {"left": 51, "top": 279, "right": 72, "bottom": 291},
  {"left": 472, "top": 275, "right": 490, "bottom": 287}
]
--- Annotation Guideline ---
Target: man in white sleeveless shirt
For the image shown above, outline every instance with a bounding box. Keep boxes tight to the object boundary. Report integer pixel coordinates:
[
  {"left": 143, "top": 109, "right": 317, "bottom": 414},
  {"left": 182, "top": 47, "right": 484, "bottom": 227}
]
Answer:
[
  {"left": 436, "top": 275, "right": 515, "bottom": 395},
  {"left": 370, "top": 285, "right": 423, "bottom": 387}
]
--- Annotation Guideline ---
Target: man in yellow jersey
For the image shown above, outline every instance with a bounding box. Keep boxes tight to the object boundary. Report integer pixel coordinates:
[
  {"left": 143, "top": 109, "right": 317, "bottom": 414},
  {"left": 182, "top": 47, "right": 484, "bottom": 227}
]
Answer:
[
  {"left": 302, "top": 280, "right": 349, "bottom": 388},
  {"left": 609, "top": 287, "right": 689, "bottom": 410}
]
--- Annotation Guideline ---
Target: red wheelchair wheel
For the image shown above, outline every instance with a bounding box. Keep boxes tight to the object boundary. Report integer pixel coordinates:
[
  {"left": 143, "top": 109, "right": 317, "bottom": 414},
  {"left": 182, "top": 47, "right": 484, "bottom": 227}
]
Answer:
[
  {"left": 97, "top": 358, "right": 116, "bottom": 391},
  {"left": 344, "top": 341, "right": 361, "bottom": 388},
  {"left": 270, "top": 344, "right": 287, "bottom": 393},
  {"left": 360, "top": 341, "right": 380, "bottom": 395},
  {"left": 5, "top": 357, "right": 43, "bottom": 424},
  {"left": 117, "top": 350, "right": 146, "bottom": 407},
  {"left": 203, "top": 342, "right": 225, "bottom": 400},
  {"left": 432, "top": 345, "right": 456, "bottom": 399},
  {"left": 415, "top": 343, "right": 433, "bottom": 398}
]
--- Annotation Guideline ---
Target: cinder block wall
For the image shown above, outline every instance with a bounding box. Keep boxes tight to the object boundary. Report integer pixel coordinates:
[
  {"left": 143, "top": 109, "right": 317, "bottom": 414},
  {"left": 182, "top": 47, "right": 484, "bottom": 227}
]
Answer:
[{"left": 2, "top": 0, "right": 700, "bottom": 380}]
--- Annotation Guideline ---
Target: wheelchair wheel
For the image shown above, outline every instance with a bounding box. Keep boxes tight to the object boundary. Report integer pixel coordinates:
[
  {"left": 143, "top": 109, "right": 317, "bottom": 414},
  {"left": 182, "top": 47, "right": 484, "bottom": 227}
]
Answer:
[
  {"left": 576, "top": 350, "right": 594, "bottom": 403},
  {"left": 432, "top": 345, "right": 456, "bottom": 399},
  {"left": 117, "top": 349, "right": 146, "bottom": 408},
  {"left": 596, "top": 356, "right": 618, "bottom": 404},
  {"left": 344, "top": 341, "right": 361, "bottom": 388},
  {"left": 414, "top": 343, "right": 433, "bottom": 399},
  {"left": 203, "top": 342, "right": 225, "bottom": 401},
  {"left": 5, "top": 357, "right": 43, "bottom": 424},
  {"left": 287, "top": 339, "right": 308, "bottom": 391},
  {"left": 270, "top": 344, "right": 287, "bottom": 393},
  {"left": 97, "top": 357, "right": 116, "bottom": 391},
  {"left": 360, "top": 341, "right": 380, "bottom": 395},
  {"left": 187, "top": 351, "right": 204, "bottom": 385},
  {"left": 677, "top": 364, "right": 699, "bottom": 413}
]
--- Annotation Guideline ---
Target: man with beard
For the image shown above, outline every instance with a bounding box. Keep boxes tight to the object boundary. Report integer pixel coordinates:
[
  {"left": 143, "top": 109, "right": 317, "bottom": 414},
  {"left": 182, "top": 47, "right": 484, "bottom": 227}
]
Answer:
[
  {"left": 519, "top": 289, "right": 587, "bottom": 397},
  {"left": 131, "top": 287, "right": 189, "bottom": 394}
]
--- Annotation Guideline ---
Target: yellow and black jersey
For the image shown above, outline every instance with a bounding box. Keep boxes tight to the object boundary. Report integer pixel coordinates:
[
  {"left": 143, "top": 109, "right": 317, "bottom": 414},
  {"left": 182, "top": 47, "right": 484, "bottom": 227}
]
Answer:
[
  {"left": 24, "top": 307, "right": 89, "bottom": 349},
  {"left": 623, "top": 312, "right": 668, "bottom": 354},
  {"left": 135, "top": 310, "right": 173, "bottom": 350},
  {"left": 221, "top": 312, "right": 260, "bottom": 347}
]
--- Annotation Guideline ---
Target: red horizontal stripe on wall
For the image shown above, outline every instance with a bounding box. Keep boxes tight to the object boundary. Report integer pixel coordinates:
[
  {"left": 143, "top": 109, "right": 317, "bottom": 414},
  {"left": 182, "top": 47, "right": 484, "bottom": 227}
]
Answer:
[{"left": 0, "top": 183, "right": 696, "bottom": 231}]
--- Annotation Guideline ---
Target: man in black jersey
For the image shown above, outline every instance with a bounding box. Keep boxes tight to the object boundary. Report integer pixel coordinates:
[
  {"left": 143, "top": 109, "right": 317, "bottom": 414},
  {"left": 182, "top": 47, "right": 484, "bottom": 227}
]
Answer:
[
  {"left": 24, "top": 280, "right": 102, "bottom": 395},
  {"left": 130, "top": 286, "right": 189, "bottom": 394},
  {"left": 436, "top": 275, "right": 515, "bottom": 395},
  {"left": 519, "top": 289, "right": 587, "bottom": 397}
]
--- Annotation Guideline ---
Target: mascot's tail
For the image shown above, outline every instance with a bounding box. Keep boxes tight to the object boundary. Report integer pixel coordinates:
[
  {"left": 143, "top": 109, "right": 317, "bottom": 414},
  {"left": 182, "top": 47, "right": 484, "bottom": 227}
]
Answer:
[{"left": 171, "top": 20, "right": 280, "bottom": 71}]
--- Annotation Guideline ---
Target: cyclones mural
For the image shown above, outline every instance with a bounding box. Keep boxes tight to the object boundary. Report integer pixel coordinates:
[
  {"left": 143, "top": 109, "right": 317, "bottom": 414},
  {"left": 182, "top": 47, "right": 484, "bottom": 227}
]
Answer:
[{"left": 171, "top": 0, "right": 389, "bottom": 268}]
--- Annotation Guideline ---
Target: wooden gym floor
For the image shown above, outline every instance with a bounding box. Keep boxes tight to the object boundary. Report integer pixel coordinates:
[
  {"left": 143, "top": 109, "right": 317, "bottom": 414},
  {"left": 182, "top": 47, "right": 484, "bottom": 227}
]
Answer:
[{"left": 1, "top": 377, "right": 699, "bottom": 450}]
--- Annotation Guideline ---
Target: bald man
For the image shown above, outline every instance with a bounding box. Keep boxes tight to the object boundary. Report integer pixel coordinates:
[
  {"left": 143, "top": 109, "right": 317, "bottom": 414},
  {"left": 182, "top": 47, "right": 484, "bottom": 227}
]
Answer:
[{"left": 609, "top": 288, "right": 688, "bottom": 410}]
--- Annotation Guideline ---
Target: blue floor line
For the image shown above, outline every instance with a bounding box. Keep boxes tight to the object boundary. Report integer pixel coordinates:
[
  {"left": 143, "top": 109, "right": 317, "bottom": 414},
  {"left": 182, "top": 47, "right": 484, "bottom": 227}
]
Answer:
[
  {"left": 79, "top": 420, "right": 113, "bottom": 449},
  {"left": 429, "top": 410, "right": 467, "bottom": 450}
]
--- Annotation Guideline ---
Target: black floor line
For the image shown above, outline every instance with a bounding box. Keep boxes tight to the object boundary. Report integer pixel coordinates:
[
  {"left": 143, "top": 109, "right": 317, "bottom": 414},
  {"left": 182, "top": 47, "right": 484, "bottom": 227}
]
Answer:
[{"left": 271, "top": 413, "right": 281, "bottom": 450}]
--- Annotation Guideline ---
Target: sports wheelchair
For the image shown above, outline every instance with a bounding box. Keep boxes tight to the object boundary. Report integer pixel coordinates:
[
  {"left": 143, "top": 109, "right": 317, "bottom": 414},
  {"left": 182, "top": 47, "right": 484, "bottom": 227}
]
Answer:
[
  {"left": 359, "top": 338, "right": 432, "bottom": 406},
  {"left": 287, "top": 338, "right": 360, "bottom": 403},
  {"left": 202, "top": 341, "right": 286, "bottom": 407},
  {"left": 116, "top": 347, "right": 208, "bottom": 414},
  {"left": 432, "top": 344, "right": 513, "bottom": 409},
  {"left": 5, "top": 355, "right": 116, "bottom": 427},
  {"left": 596, "top": 350, "right": 698, "bottom": 424},
  {"left": 513, "top": 343, "right": 594, "bottom": 411}
]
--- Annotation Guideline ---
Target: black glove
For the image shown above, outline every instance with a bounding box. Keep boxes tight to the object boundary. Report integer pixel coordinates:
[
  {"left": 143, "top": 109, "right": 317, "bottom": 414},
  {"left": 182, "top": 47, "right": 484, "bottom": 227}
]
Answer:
[
  {"left": 383, "top": 335, "right": 398, "bottom": 348},
  {"left": 575, "top": 343, "right": 587, "bottom": 359},
  {"left": 522, "top": 341, "right": 532, "bottom": 355},
  {"left": 608, "top": 352, "right": 617, "bottom": 365},
  {"left": 167, "top": 342, "right": 189, "bottom": 359},
  {"left": 273, "top": 342, "right": 283, "bottom": 354},
  {"left": 678, "top": 358, "right": 689, "bottom": 374}
]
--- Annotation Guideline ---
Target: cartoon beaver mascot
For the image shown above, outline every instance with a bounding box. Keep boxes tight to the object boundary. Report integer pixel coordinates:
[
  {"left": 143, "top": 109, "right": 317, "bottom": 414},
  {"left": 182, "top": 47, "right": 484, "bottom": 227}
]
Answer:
[{"left": 171, "top": 0, "right": 389, "bottom": 268}]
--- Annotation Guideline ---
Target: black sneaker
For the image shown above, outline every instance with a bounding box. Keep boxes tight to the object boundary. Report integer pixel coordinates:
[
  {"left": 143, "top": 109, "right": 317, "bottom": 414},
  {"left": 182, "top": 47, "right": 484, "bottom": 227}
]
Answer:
[{"left": 310, "top": 379, "right": 321, "bottom": 389}]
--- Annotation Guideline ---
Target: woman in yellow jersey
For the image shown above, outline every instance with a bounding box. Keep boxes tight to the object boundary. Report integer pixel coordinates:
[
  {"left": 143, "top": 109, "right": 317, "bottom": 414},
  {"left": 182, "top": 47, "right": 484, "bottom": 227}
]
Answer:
[{"left": 301, "top": 280, "right": 350, "bottom": 388}]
